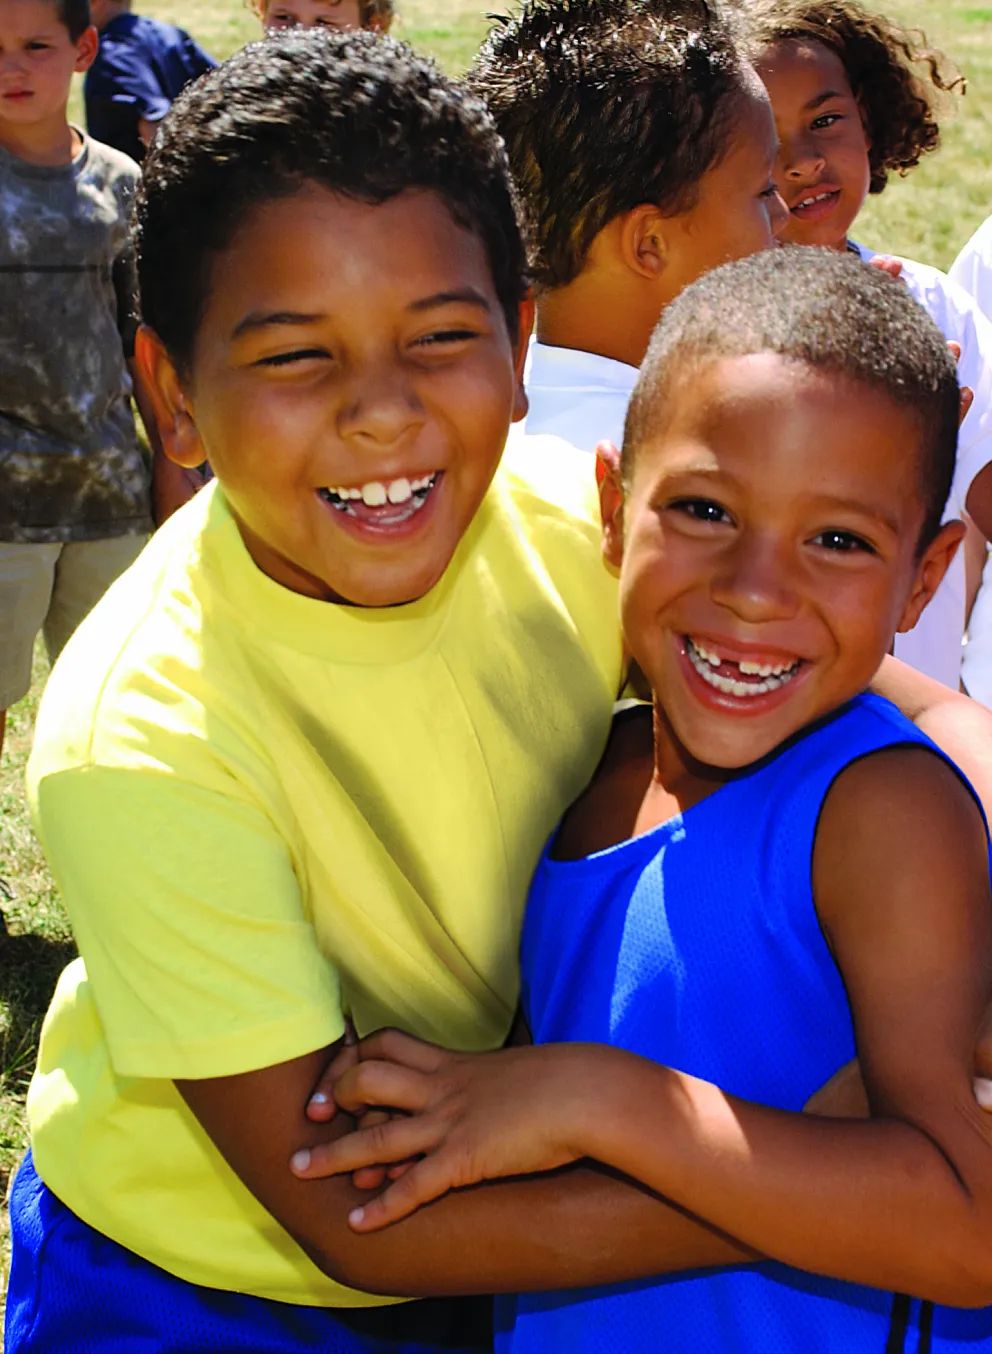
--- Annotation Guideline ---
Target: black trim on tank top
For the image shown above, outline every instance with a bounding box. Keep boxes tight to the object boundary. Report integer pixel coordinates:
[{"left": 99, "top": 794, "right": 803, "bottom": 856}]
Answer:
[
  {"left": 886, "top": 1293, "right": 912, "bottom": 1353},
  {"left": 918, "top": 1299, "right": 934, "bottom": 1353}
]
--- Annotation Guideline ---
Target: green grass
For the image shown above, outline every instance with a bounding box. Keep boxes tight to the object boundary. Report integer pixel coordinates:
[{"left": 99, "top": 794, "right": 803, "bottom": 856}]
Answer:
[{"left": 5, "top": 0, "right": 992, "bottom": 1312}]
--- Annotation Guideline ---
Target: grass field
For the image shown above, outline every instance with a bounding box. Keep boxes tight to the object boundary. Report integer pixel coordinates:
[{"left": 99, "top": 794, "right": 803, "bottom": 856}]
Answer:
[{"left": 2, "top": 0, "right": 992, "bottom": 1309}]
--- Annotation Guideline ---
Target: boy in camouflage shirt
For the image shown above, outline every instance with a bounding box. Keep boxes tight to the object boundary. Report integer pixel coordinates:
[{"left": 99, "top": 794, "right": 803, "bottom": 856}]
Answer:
[{"left": 0, "top": 0, "right": 174, "bottom": 760}]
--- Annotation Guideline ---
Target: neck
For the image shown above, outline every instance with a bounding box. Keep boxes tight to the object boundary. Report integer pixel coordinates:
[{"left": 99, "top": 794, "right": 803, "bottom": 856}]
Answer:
[
  {"left": 648, "top": 699, "right": 731, "bottom": 820},
  {"left": 536, "top": 270, "right": 659, "bottom": 370},
  {"left": 0, "top": 110, "right": 78, "bottom": 167}
]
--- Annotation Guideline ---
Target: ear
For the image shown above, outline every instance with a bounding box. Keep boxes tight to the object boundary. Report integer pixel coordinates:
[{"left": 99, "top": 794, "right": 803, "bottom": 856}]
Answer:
[
  {"left": 617, "top": 204, "right": 672, "bottom": 283},
  {"left": 895, "top": 519, "right": 966, "bottom": 635},
  {"left": 74, "top": 25, "right": 100, "bottom": 75},
  {"left": 597, "top": 440, "right": 625, "bottom": 568},
  {"left": 509, "top": 292, "right": 535, "bottom": 425},
  {"left": 134, "top": 326, "right": 208, "bottom": 470}
]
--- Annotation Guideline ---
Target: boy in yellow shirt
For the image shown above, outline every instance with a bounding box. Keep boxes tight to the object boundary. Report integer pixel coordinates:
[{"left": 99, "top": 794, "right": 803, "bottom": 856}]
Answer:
[{"left": 9, "top": 24, "right": 992, "bottom": 1354}]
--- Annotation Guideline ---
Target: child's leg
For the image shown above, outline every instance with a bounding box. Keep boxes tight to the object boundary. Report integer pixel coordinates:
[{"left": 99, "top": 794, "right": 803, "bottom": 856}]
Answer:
[
  {"left": 42, "top": 534, "right": 148, "bottom": 664},
  {"left": 6, "top": 1152, "right": 492, "bottom": 1354},
  {"left": 0, "top": 542, "right": 61, "bottom": 757}
]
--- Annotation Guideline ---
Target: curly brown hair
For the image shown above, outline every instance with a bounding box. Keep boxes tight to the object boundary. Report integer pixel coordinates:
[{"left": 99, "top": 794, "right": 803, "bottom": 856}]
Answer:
[
  {"left": 740, "top": 0, "right": 964, "bottom": 194},
  {"left": 246, "top": 0, "right": 394, "bottom": 23}
]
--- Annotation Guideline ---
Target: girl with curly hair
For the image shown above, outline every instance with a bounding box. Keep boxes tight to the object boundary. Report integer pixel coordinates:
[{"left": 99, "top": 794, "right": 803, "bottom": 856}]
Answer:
[
  {"left": 744, "top": 0, "right": 992, "bottom": 693},
  {"left": 248, "top": 0, "right": 393, "bottom": 34}
]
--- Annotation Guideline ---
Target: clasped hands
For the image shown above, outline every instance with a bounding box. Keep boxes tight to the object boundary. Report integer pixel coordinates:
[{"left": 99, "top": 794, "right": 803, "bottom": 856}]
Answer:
[{"left": 288, "top": 1011, "right": 992, "bottom": 1234}]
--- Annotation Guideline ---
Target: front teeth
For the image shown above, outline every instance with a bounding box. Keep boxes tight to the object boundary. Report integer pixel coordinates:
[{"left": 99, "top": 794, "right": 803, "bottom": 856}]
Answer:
[
  {"left": 797, "top": 191, "right": 833, "bottom": 209},
  {"left": 320, "top": 473, "right": 438, "bottom": 512},
  {"left": 687, "top": 638, "right": 799, "bottom": 698}
]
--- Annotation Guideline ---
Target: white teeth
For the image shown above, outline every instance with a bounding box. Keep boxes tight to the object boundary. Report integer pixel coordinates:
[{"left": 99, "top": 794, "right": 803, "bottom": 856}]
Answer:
[
  {"left": 387, "top": 478, "right": 412, "bottom": 505},
  {"left": 361, "top": 481, "right": 388, "bottom": 507},
  {"left": 319, "top": 473, "right": 439, "bottom": 518},
  {"left": 686, "top": 639, "right": 799, "bottom": 699},
  {"left": 797, "top": 191, "right": 833, "bottom": 209}
]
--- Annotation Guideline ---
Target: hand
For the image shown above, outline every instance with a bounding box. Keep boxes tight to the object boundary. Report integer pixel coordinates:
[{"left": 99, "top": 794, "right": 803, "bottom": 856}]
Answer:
[
  {"left": 306, "top": 1021, "right": 414, "bottom": 1191},
  {"left": 290, "top": 1029, "right": 597, "bottom": 1231}
]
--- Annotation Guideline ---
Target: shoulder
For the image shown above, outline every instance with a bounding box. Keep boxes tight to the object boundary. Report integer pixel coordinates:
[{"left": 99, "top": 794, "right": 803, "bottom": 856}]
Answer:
[
  {"left": 28, "top": 489, "right": 244, "bottom": 786},
  {"left": 81, "top": 135, "right": 141, "bottom": 191},
  {"left": 498, "top": 426, "right": 604, "bottom": 537}
]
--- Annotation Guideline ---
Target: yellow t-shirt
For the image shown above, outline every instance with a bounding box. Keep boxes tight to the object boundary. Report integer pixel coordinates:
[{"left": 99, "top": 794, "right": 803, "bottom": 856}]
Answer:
[{"left": 27, "top": 433, "right": 623, "bottom": 1307}]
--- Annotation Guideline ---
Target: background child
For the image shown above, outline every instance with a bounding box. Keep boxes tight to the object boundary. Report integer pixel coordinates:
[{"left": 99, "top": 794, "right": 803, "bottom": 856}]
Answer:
[
  {"left": 250, "top": 0, "right": 393, "bottom": 33},
  {"left": 745, "top": 0, "right": 992, "bottom": 689},
  {"left": 468, "top": 0, "right": 787, "bottom": 454},
  {"left": 297, "top": 247, "right": 992, "bottom": 1353},
  {"left": 0, "top": 0, "right": 168, "bottom": 765},
  {"left": 84, "top": 0, "right": 215, "bottom": 162}
]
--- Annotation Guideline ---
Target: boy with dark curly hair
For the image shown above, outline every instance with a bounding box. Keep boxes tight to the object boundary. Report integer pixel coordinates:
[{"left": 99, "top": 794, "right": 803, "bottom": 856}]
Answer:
[
  {"left": 467, "top": 0, "right": 788, "bottom": 454},
  {"left": 744, "top": 0, "right": 992, "bottom": 689},
  {"left": 249, "top": 0, "right": 393, "bottom": 33}
]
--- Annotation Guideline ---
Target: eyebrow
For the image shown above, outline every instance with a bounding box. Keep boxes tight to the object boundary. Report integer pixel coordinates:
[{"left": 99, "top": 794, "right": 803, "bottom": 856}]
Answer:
[
  {"left": 231, "top": 290, "right": 492, "bottom": 340},
  {"left": 804, "top": 89, "right": 848, "bottom": 111},
  {"left": 407, "top": 289, "right": 493, "bottom": 315}
]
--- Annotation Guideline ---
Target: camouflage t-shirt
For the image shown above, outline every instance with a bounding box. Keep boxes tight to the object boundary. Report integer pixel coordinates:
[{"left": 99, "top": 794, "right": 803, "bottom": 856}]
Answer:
[{"left": 0, "top": 131, "right": 153, "bottom": 544}]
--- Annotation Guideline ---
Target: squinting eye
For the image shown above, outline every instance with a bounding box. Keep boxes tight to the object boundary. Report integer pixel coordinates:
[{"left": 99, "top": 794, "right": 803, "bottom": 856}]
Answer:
[
  {"left": 255, "top": 348, "right": 329, "bottom": 367},
  {"left": 671, "top": 498, "right": 732, "bottom": 525},
  {"left": 814, "top": 529, "right": 873, "bottom": 554},
  {"left": 415, "top": 329, "right": 479, "bottom": 347},
  {"left": 760, "top": 183, "right": 779, "bottom": 199}
]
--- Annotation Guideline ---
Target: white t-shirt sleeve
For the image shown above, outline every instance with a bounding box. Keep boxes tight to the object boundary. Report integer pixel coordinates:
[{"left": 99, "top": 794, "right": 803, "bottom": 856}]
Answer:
[{"left": 950, "top": 216, "right": 992, "bottom": 321}]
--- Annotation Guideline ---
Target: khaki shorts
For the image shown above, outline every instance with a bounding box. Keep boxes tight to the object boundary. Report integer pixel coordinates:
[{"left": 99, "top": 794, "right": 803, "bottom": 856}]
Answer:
[{"left": 0, "top": 534, "right": 148, "bottom": 709}]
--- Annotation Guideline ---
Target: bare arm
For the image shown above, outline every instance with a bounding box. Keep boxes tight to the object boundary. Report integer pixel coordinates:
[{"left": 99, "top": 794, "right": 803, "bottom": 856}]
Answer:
[
  {"left": 871, "top": 654, "right": 992, "bottom": 812},
  {"left": 177, "top": 1055, "right": 752, "bottom": 1299}
]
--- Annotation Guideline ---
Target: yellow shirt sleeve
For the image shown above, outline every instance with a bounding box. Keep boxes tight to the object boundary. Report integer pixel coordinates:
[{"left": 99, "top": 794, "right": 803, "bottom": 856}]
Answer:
[{"left": 31, "top": 763, "right": 345, "bottom": 1080}]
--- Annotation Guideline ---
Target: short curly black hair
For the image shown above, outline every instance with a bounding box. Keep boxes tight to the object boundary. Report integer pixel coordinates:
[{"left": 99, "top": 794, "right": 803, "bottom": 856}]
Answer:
[
  {"left": 626, "top": 246, "right": 959, "bottom": 551},
  {"left": 57, "top": 0, "right": 91, "bottom": 40},
  {"left": 469, "top": 0, "right": 755, "bottom": 292},
  {"left": 135, "top": 30, "right": 527, "bottom": 376},
  {"left": 741, "top": 0, "right": 964, "bottom": 195}
]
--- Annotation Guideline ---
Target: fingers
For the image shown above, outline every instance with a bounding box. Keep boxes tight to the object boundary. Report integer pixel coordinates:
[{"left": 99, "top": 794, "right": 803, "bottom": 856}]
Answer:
[
  {"left": 291, "top": 1112, "right": 439, "bottom": 1180},
  {"left": 961, "top": 385, "right": 975, "bottom": 428},
  {"left": 333, "top": 1059, "right": 437, "bottom": 1118},
  {"left": 307, "top": 1025, "right": 359, "bottom": 1122},
  {"left": 975, "top": 1077, "right": 992, "bottom": 1110},
  {"left": 348, "top": 1154, "right": 457, "bottom": 1232},
  {"left": 353, "top": 1109, "right": 392, "bottom": 1190},
  {"left": 356, "top": 1028, "right": 448, "bottom": 1074}
]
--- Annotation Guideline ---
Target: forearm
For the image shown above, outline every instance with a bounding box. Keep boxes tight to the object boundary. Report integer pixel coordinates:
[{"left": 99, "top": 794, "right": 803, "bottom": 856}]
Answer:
[
  {"left": 585, "top": 1049, "right": 992, "bottom": 1306},
  {"left": 328, "top": 1165, "right": 753, "bottom": 1297}
]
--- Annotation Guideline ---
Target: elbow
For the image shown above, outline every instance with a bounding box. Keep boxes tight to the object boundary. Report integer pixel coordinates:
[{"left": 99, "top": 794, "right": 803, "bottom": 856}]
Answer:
[{"left": 915, "top": 1229, "right": 992, "bottom": 1309}]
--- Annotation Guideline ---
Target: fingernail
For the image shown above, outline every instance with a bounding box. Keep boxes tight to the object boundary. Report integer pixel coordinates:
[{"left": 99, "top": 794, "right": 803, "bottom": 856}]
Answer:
[
  {"left": 291, "top": 1149, "right": 311, "bottom": 1173},
  {"left": 310, "top": 1092, "right": 330, "bottom": 1106},
  {"left": 976, "top": 1078, "right": 992, "bottom": 1109},
  {"left": 349, "top": 1207, "right": 365, "bottom": 1227}
]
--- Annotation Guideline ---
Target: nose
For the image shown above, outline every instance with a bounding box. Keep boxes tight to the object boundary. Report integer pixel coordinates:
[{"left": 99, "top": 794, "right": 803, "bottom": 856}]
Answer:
[
  {"left": 0, "top": 50, "right": 27, "bottom": 78},
  {"left": 779, "top": 131, "right": 826, "bottom": 184},
  {"left": 710, "top": 533, "right": 801, "bottom": 624},
  {"left": 335, "top": 360, "right": 426, "bottom": 451}
]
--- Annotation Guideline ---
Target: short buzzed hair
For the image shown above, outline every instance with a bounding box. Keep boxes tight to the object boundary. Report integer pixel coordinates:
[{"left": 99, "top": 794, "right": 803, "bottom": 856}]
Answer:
[{"left": 624, "top": 246, "right": 959, "bottom": 549}]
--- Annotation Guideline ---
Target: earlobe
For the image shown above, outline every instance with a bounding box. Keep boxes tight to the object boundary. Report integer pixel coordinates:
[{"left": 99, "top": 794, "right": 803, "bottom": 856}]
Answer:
[
  {"left": 597, "top": 441, "right": 625, "bottom": 567},
  {"left": 896, "top": 519, "right": 966, "bottom": 634},
  {"left": 134, "top": 326, "right": 207, "bottom": 470}
]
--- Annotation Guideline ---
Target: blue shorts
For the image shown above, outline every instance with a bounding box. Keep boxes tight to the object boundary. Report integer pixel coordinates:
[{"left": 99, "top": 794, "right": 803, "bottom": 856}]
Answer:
[{"left": 6, "top": 1153, "right": 493, "bottom": 1353}]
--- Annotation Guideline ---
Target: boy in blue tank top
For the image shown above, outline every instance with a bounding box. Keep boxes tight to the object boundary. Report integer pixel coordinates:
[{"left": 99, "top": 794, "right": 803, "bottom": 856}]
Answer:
[{"left": 300, "top": 247, "right": 992, "bottom": 1352}]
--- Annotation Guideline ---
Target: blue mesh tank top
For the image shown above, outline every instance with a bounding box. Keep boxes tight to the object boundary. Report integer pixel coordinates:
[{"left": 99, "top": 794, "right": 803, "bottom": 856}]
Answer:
[{"left": 498, "top": 693, "right": 992, "bottom": 1354}]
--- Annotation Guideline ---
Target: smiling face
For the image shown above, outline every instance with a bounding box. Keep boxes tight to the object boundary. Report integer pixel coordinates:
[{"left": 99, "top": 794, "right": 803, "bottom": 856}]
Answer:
[
  {"left": 0, "top": 0, "right": 95, "bottom": 130},
  {"left": 261, "top": 0, "right": 369, "bottom": 32},
  {"left": 141, "top": 185, "right": 528, "bottom": 607},
  {"left": 756, "top": 39, "right": 871, "bottom": 250},
  {"left": 605, "top": 352, "right": 957, "bottom": 772},
  {"left": 660, "top": 78, "right": 789, "bottom": 301}
]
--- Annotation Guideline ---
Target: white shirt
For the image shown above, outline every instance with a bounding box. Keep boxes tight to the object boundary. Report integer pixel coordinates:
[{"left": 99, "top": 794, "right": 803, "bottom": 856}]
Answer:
[
  {"left": 522, "top": 340, "right": 638, "bottom": 454},
  {"left": 949, "top": 217, "right": 992, "bottom": 705},
  {"left": 855, "top": 242, "right": 992, "bottom": 689}
]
